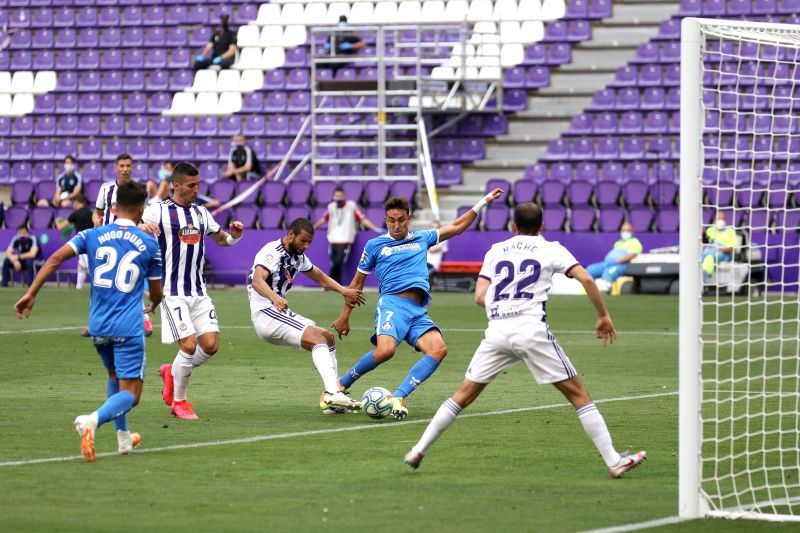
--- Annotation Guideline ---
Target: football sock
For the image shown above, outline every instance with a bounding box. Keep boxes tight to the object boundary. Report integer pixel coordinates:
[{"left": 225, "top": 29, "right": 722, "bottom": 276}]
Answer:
[
  {"left": 393, "top": 355, "right": 440, "bottom": 398},
  {"left": 172, "top": 350, "right": 194, "bottom": 402},
  {"left": 412, "top": 398, "right": 461, "bottom": 455},
  {"left": 328, "top": 345, "right": 338, "bottom": 376},
  {"left": 339, "top": 350, "right": 378, "bottom": 389},
  {"left": 106, "top": 378, "right": 128, "bottom": 431},
  {"left": 95, "top": 391, "right": 136, "bottom": 428},
  {"left": 576, "top": 402, "right": 621, "bottom": 467},
  {"left": 192, "top": 346, "right": 211, "bottom": 368},
  {"left": 311, "top": 344, "right": 339, "bottom": 393}
]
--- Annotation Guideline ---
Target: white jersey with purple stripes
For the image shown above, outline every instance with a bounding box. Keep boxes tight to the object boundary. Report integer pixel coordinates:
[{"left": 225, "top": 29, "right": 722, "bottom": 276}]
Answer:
[
  {"left": 247, "top": 239, "right": 313, "bottom": 316},
  {"left": 478, "top": 235, "right": 580, "bottom": 321},
  {"left": 142, "top": 199, "right": 220, "bottom": 297},
  {"left": 95, "top": 180, "right": 121, "bottom": 225}
]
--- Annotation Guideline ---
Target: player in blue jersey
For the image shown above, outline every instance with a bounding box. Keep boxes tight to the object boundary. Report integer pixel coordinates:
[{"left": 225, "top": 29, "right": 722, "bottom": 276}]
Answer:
[
  {"left": 332, "top": 188, "right": 503, "bottom": 419},
  {"left": 14, "top": 181, "right": 163, "bottom": 462}
]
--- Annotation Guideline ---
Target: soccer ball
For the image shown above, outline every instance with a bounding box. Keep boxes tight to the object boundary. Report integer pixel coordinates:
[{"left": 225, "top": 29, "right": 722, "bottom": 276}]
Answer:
[{"left": 361, "top": 386, "right": 392, "bottom": 419}]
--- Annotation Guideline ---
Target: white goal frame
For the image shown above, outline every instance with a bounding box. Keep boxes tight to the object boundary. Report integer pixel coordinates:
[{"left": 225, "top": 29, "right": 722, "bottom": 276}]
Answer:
[{"left": 680, "top": 16, "right": 800, "bottom": 522}]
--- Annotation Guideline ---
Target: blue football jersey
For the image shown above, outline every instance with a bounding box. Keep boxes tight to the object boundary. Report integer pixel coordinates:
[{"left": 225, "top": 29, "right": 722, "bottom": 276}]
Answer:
[
  {"left": 357, "top": 229, "right": 439, "bottom": 305},
  {"left": 69, "top": 219, "right": 162, "bottom": 337}
]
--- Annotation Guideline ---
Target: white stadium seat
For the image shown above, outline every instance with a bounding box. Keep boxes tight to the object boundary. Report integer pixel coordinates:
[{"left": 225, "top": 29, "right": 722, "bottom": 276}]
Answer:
[
  {"left": 32, "top": 71, "right": 57, "bottom": 94},
  {"left": 431, "top": 66, "right": 456, "bottom": 80},
  {"left": 280, "top": 4, "right": 305, "bottom": 24},
  {"left": 283, "top": 25, "right": 308, "bottom": 47},
  {"left": 194, "top": 92, "right": 220, "bottom": 115},
  {"left": 10, "top": 71, "right": 34, "bottom": 93},
  {"left": 327, "top": 2, "right": 351, "bottom": 23},
  {"left": 420, "top": 0, "right": 446, "bottom": 21},
  {"left": 520, "top": 20, "right": 545, "bottom": 43},
  {"left": 189, "top": 70, "right": 217, "bottom": 93},
  {"left": 516, "top": 0, "right": 543, "bottom": 21},
  {"left": 397, "top": 1, "right": 422, "bottom": 23},
  {"left": 240, "top": 69, "right": 265, "bottom": 92},
  {"left": 0, "top": 94, "right": 11, "bottom": 115},
  {"left": 373, "top": 2, "right": 398, "bottom": 23},
  {"left": 0, "top": 72, "right": 12, "bottom": 93},
  {"left": 259, "top": 25, "right": 284, "bottom": 47},
  {"left": 237, "top": 26, "right": 260, "bottom": 48},
  {"left": 540, "top": 0, "right": 566, "bottom": 20},
  {"left": 236, "top": 48, "right": 263, "bottom": 70},
  {"left": 500, "top": 21, "right": 522, "bottom": 43},
  {"left": 478, "top": 66, "right": 501, "bottom": 80},
  {"left": 163, "top": 92, "right": 195, "bottom": 116},
  {"left": 494, "top": 0, "right": 520, "bottom": 20},
  {"left": 261, "top": 47, "right": 287, "bottom": 69},
  {"left": 443, "top": 0, "right": 468, "bottom": 22},
  {"left": 216, "top": 70, "right": 241, "bottom": 92},
  {"left": 349, "top": 2, "right": 375, "bottom": 23},
  {"left": 304, "top": 3, "right": 329, "bottom": 25},
  {"left": 10, "top": 93, "right": 34, "bottom": 116},
  {"left": 467, "top": 0, "right": 495, "bottom": 22},
  {"left": 218, "top": 92, "right": 243, "bottom": 114},
  {"left": 501, "top": 43, "right": 525, "bottom": 66},
  {"left": 256, "top": 4, "right": 281, "bottom": 25}
]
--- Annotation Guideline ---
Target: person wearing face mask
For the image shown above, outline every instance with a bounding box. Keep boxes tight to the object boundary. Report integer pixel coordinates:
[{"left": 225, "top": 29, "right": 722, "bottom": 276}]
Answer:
[
  {"left": 586, "top": 222, "right": 643, "bottom": 292},
  {"left": 194, "top": 13, "right": 237, "bottom": 70},
  {"left": 154, "top": 161, "right": 174, "bottom": 201},
  {"left": 44, "top": 155, "right": 83, "bottom": 208},
  {"left": 702, "top": 211, "right": 738, "bottom": 280},
  {"left": 222, "top": 134, "right": 262, "bottom": 182},
  {"left": 313, "top": 187, "right": 380, "bottom": 284},
  {"left": 325, "top": 15, "right": 366, "bottom": 77}
]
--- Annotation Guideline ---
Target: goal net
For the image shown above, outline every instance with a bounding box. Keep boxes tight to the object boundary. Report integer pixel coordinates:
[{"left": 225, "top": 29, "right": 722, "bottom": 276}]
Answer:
[{"left": 680, "top": 18, "right": 800, "bottom": 522}]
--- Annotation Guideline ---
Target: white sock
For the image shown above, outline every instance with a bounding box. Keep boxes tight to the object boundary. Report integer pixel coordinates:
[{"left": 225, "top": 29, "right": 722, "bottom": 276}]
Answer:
[
  {"left": 328, "top": 345, "right": 338, "bottom": 376},
  {"left": 172, "top": 350, "right": 194, "bottom": 402},
  {"left": 576, "top": 402, "right": 621, "bottom": 467},
  {"left": 116, "top": 429, "right": 131, "bottom": 445},
  {"left": 85, "top": 411, "right": 99, "bottom": 431},
  {"left": 412, "top": 398, "right": 462, "bottom": 455},
  {"left": 312, "top": 344, "right": 339, "bottom": 393},
  {"left": 192, "top": 346, "right": 212, "bottom": 368},
  {"left": 76, "top": 268, "right": 86, "bottom": 289}
]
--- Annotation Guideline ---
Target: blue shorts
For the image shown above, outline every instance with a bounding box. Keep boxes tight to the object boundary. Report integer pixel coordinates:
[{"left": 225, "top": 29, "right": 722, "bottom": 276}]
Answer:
[
  {"left": 92, "top": 336, "right": 147, "bottom": 381},
  {"left": 371, "top": 294, "right": 440, "bottom": 350}
]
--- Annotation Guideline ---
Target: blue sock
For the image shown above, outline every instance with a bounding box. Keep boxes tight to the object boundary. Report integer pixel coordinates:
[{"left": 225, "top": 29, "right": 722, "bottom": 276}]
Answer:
[
  {"left": 96, "top": 391, "right": 136, "bottom": 428},
  {"left": 340, "top": 350, "right": 378, "bottom": 389},
  {"left": 106, "top": 379, "right": 128, "bottom": 431},
  {"left": 393, "top": 355, "right": 440, "bottom": 398}
]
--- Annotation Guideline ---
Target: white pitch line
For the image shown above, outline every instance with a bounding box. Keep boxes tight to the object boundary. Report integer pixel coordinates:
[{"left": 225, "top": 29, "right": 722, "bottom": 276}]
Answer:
[
  {"left": 578, "top": 515, "right": 685, "bottom": 533},
  {"left": 0, "top": 391, "right": 677, "bottom": 468}
]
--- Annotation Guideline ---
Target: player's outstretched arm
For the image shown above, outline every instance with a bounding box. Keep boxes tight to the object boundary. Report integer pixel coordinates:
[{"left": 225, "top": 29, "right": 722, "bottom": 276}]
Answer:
[
  {"left": 331, "top": 271, "right": 367, "bottom": 338},
  {"left": 13, "top": 243, "right": 76, "bottom": 319},
  {"left": 304, "top": 266, "right": 366, "bottom": 308},
  {"left": 570, "top": 266, "right": 616, "bottom": 347},
  {"left": 438, "top": 188, "right": 504, "bottom": 242},
  {"left": 474, "top": 277, "right": 491, "bottom": 307},
  {"left": 143, "top": 279, "right": 164, "bottom": 314},
  {"left": 251, "top": 265, "right": 290, "bottom": 312},
  {"left": 210, "top": 221, "right": 244, "bottom": 247}
]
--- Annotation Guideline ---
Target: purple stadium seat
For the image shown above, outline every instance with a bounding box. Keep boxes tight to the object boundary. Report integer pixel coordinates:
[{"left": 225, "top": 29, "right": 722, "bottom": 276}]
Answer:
[
  {"left": 0, "top": 162, "right": 10, "bottom": 185},
  {"left": 169, "top": 70, "right": 193, "bottom": 91},
  {"left": 319, "top": 164, "right": 338, "bottom": 177},
  {"left": 340, "top": 181, "right": 363, "bottom": 202},
  {"left": 4, "top": 206, "right": 29, "bottom": 228},
  {"left": 620, "top": 138, "right": 644, "bottom": 160},
  {"left": 145, "top": 49, "right": 167, "bottom": 69},
  {"left": 124, "top": 70, "right": 145, "bottom": 91},
  {"left": 391, "top": 181, "right": 416, "bottom": 201},
  {"left": 286, "top": 182, "right": 312, "bottom": 206},
  {"left": 362, "top": 181, "right": 389, "bottom": 206},
  {"left": 542, "top": 206, "right": 566, "bottom": 231},
  {"left": 166, "top": 27, "right": 187, "bottom": 48},
  {"left": 504, "top": 67, "right": 525, "bottom": 88},
  {"left": 54, "top": 7, "right": 73, "bottom": 27},
  {"left": 567, "top": 181, "right": 593, "bottom": 206},
  {"left": 103, "top": 139, "right": 126, "bottom": 160},
  {"left": 628, "top": 208, "right": 654, "bottom": 232},
  {"left": 75, "top": 7, "right": 97, "bottom": 27},
  {"left": 483, "top": 207, "right": 509, "bottom": 231},
  {"left": 566, "top": 21, "right": 590, "bottom": 42},
  {"left": 615, "top": 65, "right": 637, "bottom": 87},
  {"left": 643, "top": 111, "right": 668, "bottom": 134},
  {"left": 258, "top": 206, "right": 284, "bottom": 230},
  {"left": 651, "top": 181, "right": 678, "bottom": 207},
  {"left": 33, "top": 141, "right": 54, "bottom": 162},
  {"left": 543, "top": 20, "right": 567, "bottom": 42},
  {"left": 11, "top": 140, "right": 33, "bottom": 161},
  {"left": 524, "top": 43, "right": 546, "bottom": 65},
  {"left": 625, "top": 162, "right": 649, "bottom": 183},
  {"left": 597, "top": 208, "right": 625, "bottom": 232},
  {"left": 595, "top": 179, "right": 621, "bottom": 207},
  {"left": 287, "top": 92, "right": 311, "bottom": 113},
  {"left": 619, "top": 111, "right": 644, "bottom": 134},
  {"left": 144, "top": 6, "right": 165, "bottom": 25},
  {"left": 33, "top": 50, "right": 54, "bottom": 69},
  {"left": 77, "top": 115, "right": 99, "bottom": 136},
  {"left": 12, "top": 116, "right": 33, "bottom": 137},
  {"left": 642, "top": 87, "right": 666, "bottom": 110},
  {"left": 569, "top": 138, "right": 593, "bottom": 161},
  {"left": 524, "top": 163, "right": 547, "bottom": 183},
  {"left": 173, "top": 140, "right": 195, "bottom": 160},
  {"left": 593, "top": 112, "right": 617, "bottom": 134},
  {"left": 101, "top": 93, "right": 123, "bottom": 114},
  {"left": 589, "top": 0, "right": 612, "bottom": 18},
  {"left": 234, "top": 181, "right": 258, "bottom": 205},
  {"left": 286, "top": 206, "right": 310, "bottom": 223},
  {"left": 197, "top": 140, "right": 219, "bottom": 161},
  {"left": 569, "top": 113, "right": 592, "bottom": 135},
  {"left": 173, "top": 116, "right": 194, "bottom": 137},
  {"left": 0, "top": 141, "right": 10, "bottom": 162},
  {"left": 11, "top": 163, "right": 32, "bottom": 183},
  {"left": 623, "top": 181, "right": 649, "bottom": 207},
  {"left": 263, "top": 92, "right": 287, "bottom": 113},
  {"left": 525, "top": 66, "right": 550, "bottom": 88},
  {"left": 539, "top": 181, "right": 565, "bottom": 205},
  {"left": 590, "top": 89, "right": 615, "bottom": 111},
  {"left": 12, "top": 182, "right": 34, "bottom": 205},
  {"left": 656, "top": 209, "right": 679, "bottom": 232},
  {"left": 29, "top": 207, "right": 53, "bottom": 229},
  {"left": 210, "top": 180, "right": 235, "bottom": 202},
  {"left": 313, "top": 182, "right": 338, "bottom": 205},
  {"left": 615, "top": 88, "right": 639, "bottom": 110},
  {"left": 104, "top": 116, "right": 126, "bottom": 137},
  {"left": 263, "top": 70, "right": 285, "bottom": 91},
  {"left": 570, "top": 207, "right": 595, "bottom": 232},
  {"left": 594, "top": 138, "right": 618, "bottom": 160},
  {"left": 512, "top": 180, "right": 537, "bottom": 204},
  {"left": 678, "top": 0, "right": 702, "bottom": 16},
  {"left": 435, "top": 163, "right": 462, "bottom": 186}
]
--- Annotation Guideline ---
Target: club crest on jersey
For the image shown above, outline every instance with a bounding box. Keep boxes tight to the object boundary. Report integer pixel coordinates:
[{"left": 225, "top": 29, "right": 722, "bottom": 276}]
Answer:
[
  {"left": 179, "top": 322, "right": 187, "bottom": 331},
  {"left": 382, "top": 321, "right": 392, "bottom": 331},
  {"left": 179, "top": 224, "right": 202, "bottom": 245},
  {"left": 381, "top": 247, "right": 393, "bottom": 257}
]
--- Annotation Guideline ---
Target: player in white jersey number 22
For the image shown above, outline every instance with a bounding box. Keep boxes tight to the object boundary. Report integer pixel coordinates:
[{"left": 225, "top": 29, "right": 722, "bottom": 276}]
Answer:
[
  {"left": 247, "top": 218, "right": 367, "bottom": 414},
  {"left": 404, "top": 203, "right": 646, "bottom": 479},
  {"left": 139, "top": 162, "right": 244, "bottom": 420}
]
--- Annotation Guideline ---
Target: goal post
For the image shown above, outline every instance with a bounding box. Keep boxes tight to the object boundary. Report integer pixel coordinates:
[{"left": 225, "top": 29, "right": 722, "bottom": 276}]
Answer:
[{"left": 680, "top": 17, "right": 800, "bottom": 522}]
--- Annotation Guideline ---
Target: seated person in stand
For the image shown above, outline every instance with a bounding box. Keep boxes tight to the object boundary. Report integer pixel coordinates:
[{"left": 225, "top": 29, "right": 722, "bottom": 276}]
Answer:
[
  {"left": 586, "top": 222, "right": 642, "bottom": 292},
  {"left": 702, "top": 211, "right": 737, "bottom": 281}
]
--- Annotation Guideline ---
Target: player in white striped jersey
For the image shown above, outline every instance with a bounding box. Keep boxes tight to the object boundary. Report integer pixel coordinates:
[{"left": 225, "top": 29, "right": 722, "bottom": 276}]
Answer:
[
  {"left": 404, "top": 203, "right": 646, "bottom": 479},
  {"left": 140, "top": 162, "right": 244, "bottom": 420},
  {"left": 247, "top": 218, "right": 366, "bottom": 414}
]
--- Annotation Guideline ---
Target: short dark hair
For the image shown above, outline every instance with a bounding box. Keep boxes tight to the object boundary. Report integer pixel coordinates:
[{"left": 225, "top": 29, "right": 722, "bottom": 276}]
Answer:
[
  {"left": 288, "top": 218, "right": 315, "bottom": 236},
  {"left": 116, "top": 181, "right": 148, "bottom": 209},
  {"left": 171, "top": 161, "right": 199, "bottom": 183},
  {"left": 16, "top": 223, "right": 29, "bottom": 232},
  {"left": 333, "top": 187, "right": 344, "bottom": 194},
  {"left": 384, "top": 196, "right": 410, "bottom": 215},
  {"left": 73, "top": 195, "right": 87, "bottom": 205},
  {"left": 115, "top": 153, "right": 133, "bottom": 164},
  {"left": 339, "top": 15, "right": 348, "bottom": 22},
  {"left": 514, "top": 203, "right": 543, "bottom": 235},
  {"left": 64, "top": 155, "right": 76, "bottom": 164}
]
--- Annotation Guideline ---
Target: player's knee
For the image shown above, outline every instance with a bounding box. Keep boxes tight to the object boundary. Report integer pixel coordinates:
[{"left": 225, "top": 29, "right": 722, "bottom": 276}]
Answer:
[
  {"left": 200, "top": 339, "right": 218, "bottom": 356},
  {"left": 429, "top": 344, "right": 448, "bottom": 360},
  {"left": 180, "top": 338, "right": 198, "bottom": 355},
  {"left": 320, "top": 329, "right": 335, "bottom": 346},
  {"left": 373, "top": 347, "right": 395, "bottom": 363}
]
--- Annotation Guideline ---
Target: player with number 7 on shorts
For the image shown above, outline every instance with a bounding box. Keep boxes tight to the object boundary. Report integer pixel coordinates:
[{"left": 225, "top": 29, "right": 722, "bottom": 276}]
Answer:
[
  {"left": 139, "top": 162, "right": 244, "bottom": 420},
  {"left": 404, "top": 203, "right": 646, "bottom": 478}
]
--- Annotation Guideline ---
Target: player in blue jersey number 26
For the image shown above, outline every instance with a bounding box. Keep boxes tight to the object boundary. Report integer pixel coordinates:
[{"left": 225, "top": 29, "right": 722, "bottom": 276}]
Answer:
[{"left": 14, "top": 181, "right": 163, "bottom": 462}]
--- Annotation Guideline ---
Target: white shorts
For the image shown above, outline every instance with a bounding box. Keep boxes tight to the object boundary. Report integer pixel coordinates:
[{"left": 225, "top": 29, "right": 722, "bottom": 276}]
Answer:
[
  {"left": 160, "top": 295, "right": 220, "bottom": 344},
  {"left": 252, "top": 307, "right": 315, "bottom": 350},
  {"left": 465, "top": 317, "right": 578, "bottom": 385}
]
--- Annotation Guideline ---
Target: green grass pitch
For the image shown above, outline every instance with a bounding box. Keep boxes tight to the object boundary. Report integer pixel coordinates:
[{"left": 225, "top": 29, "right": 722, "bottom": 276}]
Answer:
[{"left": 0, "top": 288, "right": 794, "bottom": 532}]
